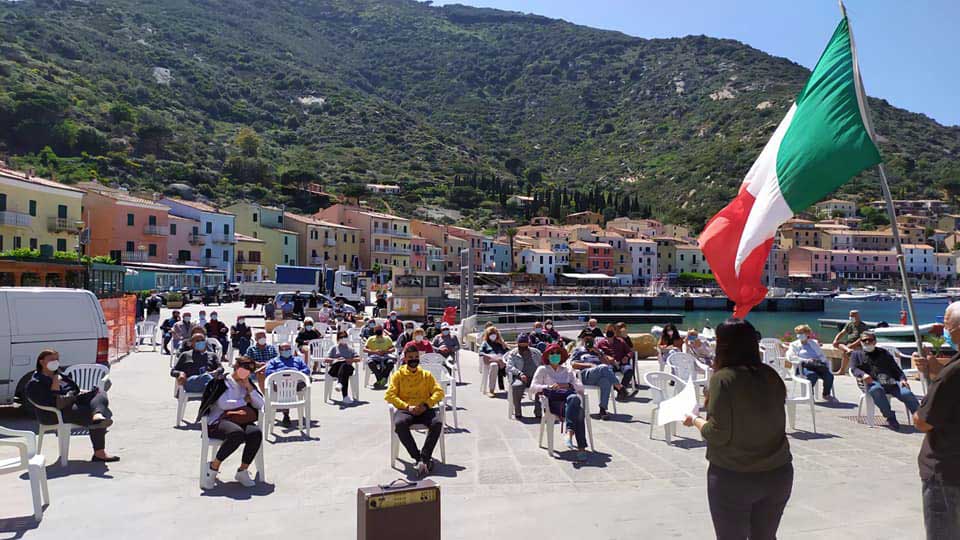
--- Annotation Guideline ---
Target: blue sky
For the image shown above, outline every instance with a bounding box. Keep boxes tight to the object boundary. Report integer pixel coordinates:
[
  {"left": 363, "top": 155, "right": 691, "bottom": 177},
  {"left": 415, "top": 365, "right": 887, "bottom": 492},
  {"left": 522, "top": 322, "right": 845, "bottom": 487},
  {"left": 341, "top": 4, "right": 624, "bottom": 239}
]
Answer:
[{"left": 430, "top": 0, "right": 959, "bottom": 127}]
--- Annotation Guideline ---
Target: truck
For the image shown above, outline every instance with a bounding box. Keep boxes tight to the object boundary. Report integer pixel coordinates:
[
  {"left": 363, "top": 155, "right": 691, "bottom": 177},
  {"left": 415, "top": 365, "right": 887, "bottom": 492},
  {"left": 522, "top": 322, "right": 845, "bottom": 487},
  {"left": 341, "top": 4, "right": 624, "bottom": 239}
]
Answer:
[{"left": 239, "top": 265, "right": 369, "bottom": 309}]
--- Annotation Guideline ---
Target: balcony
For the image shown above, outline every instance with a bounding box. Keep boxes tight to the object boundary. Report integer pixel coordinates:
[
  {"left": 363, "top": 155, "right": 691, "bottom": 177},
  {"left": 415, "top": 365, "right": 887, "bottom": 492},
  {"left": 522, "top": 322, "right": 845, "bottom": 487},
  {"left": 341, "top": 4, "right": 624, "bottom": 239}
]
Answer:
[
  {"left": 210, "top": 233, "right": 236, "bottom": 244},
  {"left": 199, "top": 256, "right": 221, "bottom": 267},
  {"left": 372, "top": 227, "right": 410, "bottom": 238},
  {"left": 373, "top": 246, "right": 409, "bottom": 255},
  {"left": 0, "top": 210, "right": 32, "bottom": 228},
  {"left": 325, "top": 238, "right": 337, "bottom": 247},
  {"left": 188, "top": 233, "right": 207, "bottom": 245},
  {"left": 122, "top": 251, "right": 149, "bottom": 262},
  {"left": 47, "top": 217, "right": 83, "bottom": 233},
  {"left": 310, "top": 256, "right": 326, "bottom": 265},
  {"left": 143, "top": 224, "right": 169, "bottom": 236}
]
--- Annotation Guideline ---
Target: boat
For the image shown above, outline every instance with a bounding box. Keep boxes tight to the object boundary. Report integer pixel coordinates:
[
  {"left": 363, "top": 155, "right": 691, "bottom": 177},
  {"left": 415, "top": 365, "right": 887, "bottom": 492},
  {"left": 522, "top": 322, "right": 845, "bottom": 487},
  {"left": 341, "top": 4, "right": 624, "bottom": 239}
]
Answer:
[
  {"left": 872, "top": 322, "right": 940, "bottom": 338},
  {"left": 833, "top": 292, "right": 896, "bottom": 301},
  {"left": 910, "top": 293, "right": 953, "bottom": 304}
]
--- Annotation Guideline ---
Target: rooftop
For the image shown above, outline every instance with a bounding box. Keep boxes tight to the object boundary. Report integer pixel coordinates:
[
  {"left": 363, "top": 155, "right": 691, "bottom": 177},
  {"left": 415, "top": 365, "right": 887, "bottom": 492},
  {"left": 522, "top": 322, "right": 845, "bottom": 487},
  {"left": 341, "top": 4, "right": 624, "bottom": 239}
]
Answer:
[
  {"left": 84, "top": 186, "right": 169, "bottom": 210},
  {"left": 0, "top": 165, "right": 85, "bottom": 194},
  {"left": 162, "top": 197, "right": 234, "bottom": 215},
  {"left": 284, "top": 212, "right": 358, "bottom": 230},
  {"left": 234, "top": 233, "right": 264, "bottom": 243}
]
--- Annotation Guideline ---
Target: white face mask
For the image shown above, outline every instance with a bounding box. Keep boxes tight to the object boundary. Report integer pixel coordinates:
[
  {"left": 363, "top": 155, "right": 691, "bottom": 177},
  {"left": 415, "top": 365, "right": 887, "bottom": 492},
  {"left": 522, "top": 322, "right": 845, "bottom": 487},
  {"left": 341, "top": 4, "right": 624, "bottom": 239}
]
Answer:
[
  {"left": 257, "top": 337, "right": 267, "bottom": 346},
  {"left": 488, "top": 335, "right": 498, "bottom": 343},
  {"left": 46, "top": 360, "right": 60, "bottom": 371},
  {"left": 862, "top": 343, "right": 876, "bottom": 353},
  {"left": 798, "top": 333, "right": 808, "bottom": 342}
]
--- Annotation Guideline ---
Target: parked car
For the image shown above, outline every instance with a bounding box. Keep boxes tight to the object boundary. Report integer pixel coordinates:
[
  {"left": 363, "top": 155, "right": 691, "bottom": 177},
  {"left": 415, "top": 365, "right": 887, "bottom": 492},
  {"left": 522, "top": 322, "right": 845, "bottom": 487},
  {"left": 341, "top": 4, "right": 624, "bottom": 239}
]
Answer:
[
  {"left": 224, "top": 283, "right": 241, "bottom": 302},
  {"left": 201, "top": 286, "right": 222, "bottom": 305},
  {"left": 274, "top": 292, "right": 357, "bottom": 314},
  {"left": 0, "top": 288, "right": 110, "bottom": 407}
]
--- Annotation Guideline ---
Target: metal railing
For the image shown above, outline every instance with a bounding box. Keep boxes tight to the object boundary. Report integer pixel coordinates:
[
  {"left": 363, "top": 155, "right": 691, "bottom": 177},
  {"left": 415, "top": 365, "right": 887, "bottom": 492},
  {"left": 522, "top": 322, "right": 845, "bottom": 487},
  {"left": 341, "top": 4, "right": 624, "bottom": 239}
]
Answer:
[
  {"left": 188, "top": 233, "right": 206, "bottom": 245},
  {"left": 199, "top": 256, "right": 221, "bottom": 267},
  {"left": 0, "top": 210, "right": 32, "bottom": 227},
  {"left": 47, "top": 217, "right": 82, "bottom": 233},
  {"left": 210, "top": 233, "right": 236, "bottom": 244},
  {"left": 122, "top": 251, "right": 149, "bottom": 262},
  {"left": 143, "top": 224, "right": 169, "bottom": 236}
]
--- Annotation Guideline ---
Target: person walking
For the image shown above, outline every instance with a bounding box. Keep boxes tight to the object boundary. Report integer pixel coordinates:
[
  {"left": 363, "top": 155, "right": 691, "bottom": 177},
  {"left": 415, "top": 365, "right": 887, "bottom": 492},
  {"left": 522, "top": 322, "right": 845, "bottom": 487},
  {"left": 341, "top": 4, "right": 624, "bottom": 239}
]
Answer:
[
  {"left": 683, "top": 318, "right": 793, "bottom": 540},
  {"left": 913, "top": 301, "right": 960, "bottom": 539}
]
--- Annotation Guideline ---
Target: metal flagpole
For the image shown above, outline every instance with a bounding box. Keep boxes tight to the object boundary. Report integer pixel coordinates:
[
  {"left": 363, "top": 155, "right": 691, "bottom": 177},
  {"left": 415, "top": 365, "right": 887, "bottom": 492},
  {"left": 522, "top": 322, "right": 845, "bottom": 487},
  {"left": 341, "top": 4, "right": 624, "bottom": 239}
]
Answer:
[{"left": 842, "top": 0, "right": 928, "bottom": 384}]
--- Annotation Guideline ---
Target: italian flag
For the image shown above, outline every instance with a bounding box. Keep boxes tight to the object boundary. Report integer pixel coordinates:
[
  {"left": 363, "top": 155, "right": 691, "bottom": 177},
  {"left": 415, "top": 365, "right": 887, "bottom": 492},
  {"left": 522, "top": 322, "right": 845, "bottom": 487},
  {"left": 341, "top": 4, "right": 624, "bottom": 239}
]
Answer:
[{"left": 699, "top": 15, "right": 881, "bottom": 318}]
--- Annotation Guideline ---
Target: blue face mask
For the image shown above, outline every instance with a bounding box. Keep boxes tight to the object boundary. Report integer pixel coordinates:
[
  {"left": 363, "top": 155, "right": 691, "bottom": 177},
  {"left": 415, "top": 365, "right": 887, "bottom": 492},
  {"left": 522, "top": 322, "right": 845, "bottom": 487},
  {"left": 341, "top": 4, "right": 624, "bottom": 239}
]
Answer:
[
  {"left": 280, "top": 350, "right": 293, "bottom": 359},
  {"left": 305, "top": 325, "right": 313, "bottom": 331},
  {"left": 194, "top": 341, "right": 206, "bottom": 351},
  {"left": 945, "top": 330, "right": 955, "bottom": 350}
]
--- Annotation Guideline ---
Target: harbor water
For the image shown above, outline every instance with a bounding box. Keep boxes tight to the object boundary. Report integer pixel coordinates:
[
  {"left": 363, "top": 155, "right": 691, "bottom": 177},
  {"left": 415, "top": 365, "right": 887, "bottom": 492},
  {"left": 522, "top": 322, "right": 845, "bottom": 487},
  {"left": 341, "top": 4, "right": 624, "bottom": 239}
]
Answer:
[{"left": 657, "top": 298, "right": 951, "bottom": 340}]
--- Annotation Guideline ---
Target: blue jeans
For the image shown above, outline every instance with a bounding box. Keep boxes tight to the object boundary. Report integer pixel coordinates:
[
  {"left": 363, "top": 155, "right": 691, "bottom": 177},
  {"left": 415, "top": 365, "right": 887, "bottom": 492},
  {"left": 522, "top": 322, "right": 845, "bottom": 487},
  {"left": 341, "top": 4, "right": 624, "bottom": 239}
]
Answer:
[
  {"left": 867, "top": 382, "right": 919, "bottom": 419},
  {"left": 580, "top": 365, "right": 618, "bottom": 410},
  {"left": 184, "top": 372, "right": 214, "bottom": 393},
  {"left": 563, "top": 394, "right": 587, "bottom": 450},
  {"left": 802, "top": 363, "right": 834, "bottom": 396},
  {"left": 923, "top": 477, "right": 960, "bottom": 539}
]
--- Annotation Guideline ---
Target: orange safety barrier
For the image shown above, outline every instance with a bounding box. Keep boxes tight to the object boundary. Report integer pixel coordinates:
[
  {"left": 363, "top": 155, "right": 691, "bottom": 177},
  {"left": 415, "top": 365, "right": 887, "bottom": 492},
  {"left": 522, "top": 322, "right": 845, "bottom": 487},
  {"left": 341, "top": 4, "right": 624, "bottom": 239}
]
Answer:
[{"left": 100, "top": 295, "right": 136, "bottom": 363}]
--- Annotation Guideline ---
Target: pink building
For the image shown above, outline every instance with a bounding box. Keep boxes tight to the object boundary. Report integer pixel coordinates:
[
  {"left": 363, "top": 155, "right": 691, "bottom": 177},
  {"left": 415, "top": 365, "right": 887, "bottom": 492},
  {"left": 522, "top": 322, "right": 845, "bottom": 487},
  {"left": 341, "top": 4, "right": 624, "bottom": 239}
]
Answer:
[
  {"left": 411, "top": 235, "right": 427, "bottom": 270},
  {"left": 82, "top": 188, "right": 170, "bottom": 264},
  {"left": 166, "top": 214, "right": 202, "bottom": 265}
]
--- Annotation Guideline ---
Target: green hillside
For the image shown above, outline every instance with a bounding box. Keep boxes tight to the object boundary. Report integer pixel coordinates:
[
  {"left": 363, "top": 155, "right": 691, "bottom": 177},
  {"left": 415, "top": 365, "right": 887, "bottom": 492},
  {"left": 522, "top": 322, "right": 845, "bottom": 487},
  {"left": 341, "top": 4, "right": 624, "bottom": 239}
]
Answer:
[{"left": 1, "top": 0, "right": 958, "bottom": 231}]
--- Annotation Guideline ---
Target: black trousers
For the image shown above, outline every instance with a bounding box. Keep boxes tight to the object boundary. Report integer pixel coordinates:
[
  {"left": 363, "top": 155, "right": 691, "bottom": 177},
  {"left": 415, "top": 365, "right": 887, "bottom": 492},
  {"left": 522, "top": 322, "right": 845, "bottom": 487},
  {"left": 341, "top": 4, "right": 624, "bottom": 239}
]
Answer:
[
  {"left": 368, "top": 356, "right": 395, "bottom": 382},
  {"left": 329, "top": 361, "right": 355, "bottom": 398},
  {"left": 394, "top": 408, "right": 442, "bottom": 463},
  {"left": 210, "top": 419, "right": 262, "bottom": 465},
  {"left": 62, "top": 392, "right": 111, "bottom": 451},
  {"left": 708, "top": 463, "right": 793, "bottom": 540}
]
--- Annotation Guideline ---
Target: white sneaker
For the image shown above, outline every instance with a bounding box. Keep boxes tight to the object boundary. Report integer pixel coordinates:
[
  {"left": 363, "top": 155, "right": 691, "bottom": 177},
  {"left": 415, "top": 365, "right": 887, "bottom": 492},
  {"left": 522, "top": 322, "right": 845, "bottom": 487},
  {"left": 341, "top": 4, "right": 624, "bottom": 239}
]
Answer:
[
  {"left": 201, "top": 464, "right": 218, "bottom": 490},
  {"left": 342, "top": 395, "right": 355, "bottom": 405},
  {"left": 235, "top": 469, "right": 256, "bottom": 488}
]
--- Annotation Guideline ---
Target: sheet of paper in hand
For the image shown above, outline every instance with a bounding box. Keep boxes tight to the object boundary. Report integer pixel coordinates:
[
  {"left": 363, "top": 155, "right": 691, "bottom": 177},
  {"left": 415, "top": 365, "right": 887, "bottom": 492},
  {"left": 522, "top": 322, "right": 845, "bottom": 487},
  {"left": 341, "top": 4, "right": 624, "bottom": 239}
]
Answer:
[{"left": 657, "top": 377, "right": 699, "bottom": 426}]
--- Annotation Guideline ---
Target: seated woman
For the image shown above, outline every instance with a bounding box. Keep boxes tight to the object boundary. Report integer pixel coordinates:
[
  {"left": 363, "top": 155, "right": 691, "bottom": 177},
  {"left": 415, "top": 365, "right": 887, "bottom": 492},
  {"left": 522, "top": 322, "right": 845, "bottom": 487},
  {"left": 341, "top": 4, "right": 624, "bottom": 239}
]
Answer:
[
  {"left": 531, "top": 343, "right": 589, "bottom": 460},
  {"left": 684, "top": 329, "right": 715, "bottom": 365},
  {"left": 295, "top": 317, "right": 324, "bottom": 372},
  {"left": 326, "top": 331, "right": 361, "bottom": 405},
  {"left": 198, "top": 357, "right": 264, "bottom": 490},
  {"left": 26, "top": 349, "right": 119, "bottom": 462},
  {"left": 658, "top": 323, "right": 684, "bottom": 356},
  {"left": 542, "top": 319, "right": 562, "bottom": 343},
  {"left": 407, "top": 328, "right": 434, "bottom": 354},
  {"left": 786, "top": 324, "right": 836, "bottom": 402},
  {"left": 478, "top": 326, "right": 509, "bottom": 396}
]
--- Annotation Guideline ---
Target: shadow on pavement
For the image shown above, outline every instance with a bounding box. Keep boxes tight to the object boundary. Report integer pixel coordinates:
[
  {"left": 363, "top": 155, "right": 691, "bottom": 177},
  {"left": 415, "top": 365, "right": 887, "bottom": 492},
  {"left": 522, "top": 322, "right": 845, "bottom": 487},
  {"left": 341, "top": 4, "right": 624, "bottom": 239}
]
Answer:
[
  {"left": 0, "top": 515, "right": 40, "bottom": 539},
  {"left": 788, "top": 431, "right": 840, "bottom": 441},
  {"left": 670, "top": 437, "right": 708, "bottom": 450},
  {"left": 200, "top": 481, "right": 276, "bottom": 499},
  {"left": 568, "top": 450, "right": 612, "bottom": 468},
  {"left": 27, "top": 461, "right": 112, "bottom": 480}
]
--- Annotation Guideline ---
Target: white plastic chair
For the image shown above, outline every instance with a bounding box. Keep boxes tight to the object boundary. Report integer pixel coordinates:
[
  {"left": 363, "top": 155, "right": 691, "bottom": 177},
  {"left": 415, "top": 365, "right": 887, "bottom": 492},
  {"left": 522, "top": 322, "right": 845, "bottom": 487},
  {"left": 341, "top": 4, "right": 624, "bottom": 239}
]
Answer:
[
  {"left": 323, "top": 352, "right": 361, "bottom": 404},
  {"left": 0, "top": 425, "right": 50, "bottom": 521},
  {"left": 309, "top": 338, "right": 334, "bottom": 374},
  {"left": 537, "top": 392, "right": 595, "bottom": 457},
  {"left": 666, "top": 352, "right": 708, "bottom": 401},
  {"left": 760, "top": 338, "right": 786, "bottom": 371},
  {"left": 644, "top": 371, "right": 686, "bottom": 443},
  {"left": 884, "top": 346, "right": 927, "bottom": 396},
  {"left": 27, "top": 397, "right": 82, "bottom": 467},
  {"left": 264, "top": 371, "right": 311, "bottom": 439},
  {"left": 200, "top": 414, "right": 266, "bottom": 489},
  {"left": 63, "top": 364, "right": 109, "bottom": 392},
  {"left": 270, "top": 328, "right": 298, "bottom": 347},
  {"left": 505, "top": 348, "right": 541, "bottom": 419},
  {"left": 135, "top": 321, "right": 158, "bottom": 351},
  {"left": 478, "top": 350, "right": 504, "bottom": 395},
  {"left": 788, "top": 346, "right": 836, "bottom": 400},
  {"left": 850, "top": 367, "right": 914, "bottom": 428},
  {"left": 576, "top": 368, "right": 618, "bottom": 415},
  {"left": 388, "top": 404, "right": 446, "bottom": 468},
  {"left": 175, "top": 381, "right": 205, "bottom": 427},
  {"left": 206, "top": 339, "right": 223, "bottom": 360},
  {"left": 421, "top": 353, "right": 458, "bottom": 429},
  {"left": 347, "top": 327, "right": 363, "bottom": 344},
  {"left": 775, "top": 365, "right": 816, "bottom": 433}
]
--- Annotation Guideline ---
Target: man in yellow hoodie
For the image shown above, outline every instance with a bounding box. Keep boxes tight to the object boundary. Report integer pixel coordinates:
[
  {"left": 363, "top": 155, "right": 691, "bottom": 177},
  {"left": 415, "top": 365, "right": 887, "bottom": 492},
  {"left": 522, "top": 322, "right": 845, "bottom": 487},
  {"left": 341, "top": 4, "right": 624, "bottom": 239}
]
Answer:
[{"left": 385, "top": 344, "right": 445, "bottom": 477}]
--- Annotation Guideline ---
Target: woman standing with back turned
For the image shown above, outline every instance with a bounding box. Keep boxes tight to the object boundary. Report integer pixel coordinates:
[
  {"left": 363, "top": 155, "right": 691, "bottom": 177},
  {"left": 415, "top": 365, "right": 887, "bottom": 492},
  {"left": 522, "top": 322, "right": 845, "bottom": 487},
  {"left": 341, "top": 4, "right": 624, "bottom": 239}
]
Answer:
[{"left": 683, "top": 318, "right": 792, "bottom": 540}]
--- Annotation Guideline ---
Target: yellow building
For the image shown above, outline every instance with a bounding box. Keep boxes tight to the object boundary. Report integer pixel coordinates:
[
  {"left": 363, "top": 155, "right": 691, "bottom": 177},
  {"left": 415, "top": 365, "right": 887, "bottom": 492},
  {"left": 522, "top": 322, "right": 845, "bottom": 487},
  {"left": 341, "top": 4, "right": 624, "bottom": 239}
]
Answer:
[
  {"left": 284, "top": 212, "right": 361, "bottom": 270},
  {"left": 234, "top": 233, "right": 266, "bottom": 281},
  {"left": 226, "top": 202, "right": 299, "bottom": 280},
  {"left": 0, "top": 164, "right": 84, "bottom": 254}
]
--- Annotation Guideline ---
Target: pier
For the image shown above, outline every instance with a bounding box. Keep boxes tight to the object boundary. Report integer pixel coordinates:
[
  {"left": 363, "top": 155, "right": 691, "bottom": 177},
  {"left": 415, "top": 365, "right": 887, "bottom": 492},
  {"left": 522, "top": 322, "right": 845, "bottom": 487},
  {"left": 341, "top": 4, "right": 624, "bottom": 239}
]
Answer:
[{"left": 476, "top": 293, "right": 824, "bottom": 314}]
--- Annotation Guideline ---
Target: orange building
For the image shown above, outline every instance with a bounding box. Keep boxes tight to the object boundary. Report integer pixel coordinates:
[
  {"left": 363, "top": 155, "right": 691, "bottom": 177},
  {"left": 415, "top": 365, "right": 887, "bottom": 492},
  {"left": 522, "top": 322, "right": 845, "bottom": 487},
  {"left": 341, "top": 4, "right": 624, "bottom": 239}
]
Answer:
[{"left": 83, "top": 188, "right": 170, "bottom": 264}]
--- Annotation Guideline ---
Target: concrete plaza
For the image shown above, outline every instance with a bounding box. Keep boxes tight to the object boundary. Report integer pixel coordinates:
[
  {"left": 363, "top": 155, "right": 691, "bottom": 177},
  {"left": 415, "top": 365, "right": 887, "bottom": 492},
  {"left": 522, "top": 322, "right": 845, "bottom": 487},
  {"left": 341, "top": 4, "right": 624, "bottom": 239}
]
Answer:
[{"left": 0, "top": 302, "right": 927, "bottom": 539}]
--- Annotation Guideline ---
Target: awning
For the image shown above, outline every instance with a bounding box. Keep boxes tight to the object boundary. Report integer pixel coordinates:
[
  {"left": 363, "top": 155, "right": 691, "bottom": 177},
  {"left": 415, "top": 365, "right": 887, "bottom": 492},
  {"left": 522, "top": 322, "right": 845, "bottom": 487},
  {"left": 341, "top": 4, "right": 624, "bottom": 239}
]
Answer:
[{"left": 560, "top": 273, "right": 615, "bottom": 280}]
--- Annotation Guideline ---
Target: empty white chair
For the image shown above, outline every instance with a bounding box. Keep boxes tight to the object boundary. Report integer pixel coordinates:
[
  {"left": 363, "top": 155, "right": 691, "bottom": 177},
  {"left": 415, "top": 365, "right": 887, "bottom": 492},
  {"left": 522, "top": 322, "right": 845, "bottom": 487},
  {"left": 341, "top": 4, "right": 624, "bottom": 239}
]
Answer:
[
  {"left": 421, "top": 353, "right": 458, "bottom": 429},
  {"left": 200, "top": 414, "right": 265, "bottom": 489},
  {"left": 28, "top": 397, "right": 82, "bottom": 467},
  {"left": 135, "top": 321, "right": 158, "bottom": 351},
  {"left": 776, "top": 365, "right": 816, "bottom": 433},
  {"left": 760, "top": 338, "right": 786, "bottom": 371},
  {"left": 347, "top": 327, "right": 363, "bottom": 343},
  {"left": 0, "top": 425, "right": 50, "bottom": 521},
  {"left": 63, "top": 364, "right": 110, "bottom": 392},
  {"left": 644, "top": 371, "right": 686, "bottom": 443},
  {"left": 264, "top": 371, "right": 311, "bottom": 439},
  {"left": 388, "top": 404, "right": 446, "bottom": 468},
  {"left": 537, "top": 392, "right": 595, "bottom": 457},
  {"left": 666, "top": 352, "right": 708, "bottom": 401},
  {"left": 850, "top": 367, "right": 914, "bottom": 428}
]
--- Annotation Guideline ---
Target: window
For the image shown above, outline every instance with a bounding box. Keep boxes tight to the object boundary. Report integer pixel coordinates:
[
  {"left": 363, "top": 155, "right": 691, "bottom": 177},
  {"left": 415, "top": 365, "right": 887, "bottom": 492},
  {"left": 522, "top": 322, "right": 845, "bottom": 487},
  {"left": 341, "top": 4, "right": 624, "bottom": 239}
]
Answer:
[
  {"left": 29, "top": 200, "right": 37, "bottom": 216},
  {"left": 58, "top": 205, "right": 67, "bottom": 219},
  {"left": 223, "top": 223, "right": 229, "bottom": 235},
  {"left": 149, "top": 215, "right": 157, "bottom": 226},
  {"left": 277, "top": 215, "right": 282, "bottom": 225},
  {"left": 126, "top": 241, "right": 135, "bottom": 252},
  {"left": 127, "top": 213, "right": 134, "bottom": 226},
  {"left": 248, "top": 251, "right": 261, "bottom": 263},
  {"left": 205, "top": 222, "right": 212, "bottom": 234},
  {"left": 110, "top": 250, "right": 121, "bottom": 262},
  {"left": 0, "top": 193, "right": 5, "bottom": 210},
  {"left": 57, "top": 238, "right": 67, "bottom": 251},
  {"left": 205, "top": 248, "right": 212, "bottom": 257},
  {"left": 170, "top": 223, "right": 177, "bottom": 235},
  {"left": 223, "top": 250, "right": 229, "bottom": 262},
  {"left": 148, "top": 244, "right": 157, "bottom": 257},
  {"left": 284, "top": 254, "right": 289, "bottom": 264},
  {"left": 252, "top": 212, "right": 258, "bottom": 223},
  {"left": 29, "top": 238, "right": 37, "bottom": 249},
  {"left": 284, "top": 236, "right": 288, "bottom": 245},
  {"left": 178, "top": 250, "right": 191, "bottom": 261}
]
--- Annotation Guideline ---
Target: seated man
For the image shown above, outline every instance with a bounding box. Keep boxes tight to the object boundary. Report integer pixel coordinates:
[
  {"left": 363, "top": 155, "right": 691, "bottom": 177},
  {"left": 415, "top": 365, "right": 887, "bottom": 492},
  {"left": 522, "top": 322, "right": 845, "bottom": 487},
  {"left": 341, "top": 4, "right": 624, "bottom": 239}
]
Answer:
[
  {"left": 570, "top": 331, "right": 624, "bottom": 419},
  {"left": 504, "top": 334, "right": 542, "bottom": 420},
  {"left": 683, "top": 329, "right": 715, "bottom": 365},
  {"left": 786, "top": 324, "right": 836, "bottom": 402},
  {"left": 597, "top": 325, "right": 636, "bottom": 394},
  {"left": 851, "top": 331, "right": 919, "bottom": 430},
  {"left": 432, "top": 322, "right": 460, "bottom": 374},
  {"left": 171, "top": 334, "right": 222, "bottom": 393},
  {"left": 395, "top": 321, "right": 417, "bottom": 351},
  {"left": 385, "top": 345, "right": 445, "bottom": 478},
  {"left": 295, "top": 317, "right": 323, "bottom": 372},
  {"left": 833, "top": 309, "right": 868, "bottom": 374},
  {"left": 170, "top": 312, "right": 198, "bottom": 352},
  {"left": 246, "top": 330, "right": 279, "bottom": 388},
  {"left": 529, "top": 321, "right": 553, "bottom": 352},
  {"left": 160, "top": 310, "right": 181, "bottom": 354},
  {"left": 265, "top": 342, "right": 311, "bottom": 427},
  {"left": 364, "top": 325, "right": 397, "bottom": 389},
  {"left": 423, "top": 315, "right": 440, "bottom": 340}
]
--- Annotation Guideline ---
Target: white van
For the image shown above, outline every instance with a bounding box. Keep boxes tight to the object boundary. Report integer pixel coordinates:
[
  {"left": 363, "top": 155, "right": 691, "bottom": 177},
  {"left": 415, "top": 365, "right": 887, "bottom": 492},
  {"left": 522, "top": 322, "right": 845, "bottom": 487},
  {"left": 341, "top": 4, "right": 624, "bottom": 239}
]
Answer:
[{"left": 0, "top": 288, "right": 110, "bottom": 406}]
